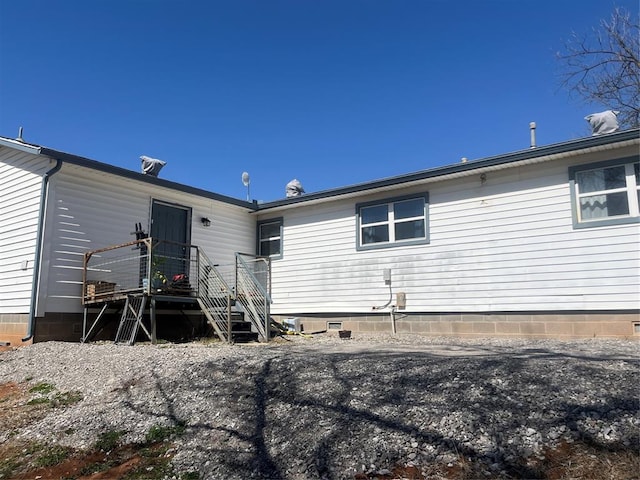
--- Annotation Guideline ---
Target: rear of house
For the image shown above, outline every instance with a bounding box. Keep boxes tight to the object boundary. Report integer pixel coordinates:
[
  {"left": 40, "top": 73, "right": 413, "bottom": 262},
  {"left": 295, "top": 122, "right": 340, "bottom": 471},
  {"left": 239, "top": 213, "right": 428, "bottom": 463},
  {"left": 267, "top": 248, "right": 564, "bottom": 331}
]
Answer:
[
  {"left": 256, "top": 130, "right": 640, "bottom": 338},
  {"left": 1, "top": 129, "right": 638, "bottom": 344},
  {"left": 0, "top": 138, "right": 255, "bottom": 345},
  {"left": 0, "top": 141, "right": 52, "bottom": 345}
]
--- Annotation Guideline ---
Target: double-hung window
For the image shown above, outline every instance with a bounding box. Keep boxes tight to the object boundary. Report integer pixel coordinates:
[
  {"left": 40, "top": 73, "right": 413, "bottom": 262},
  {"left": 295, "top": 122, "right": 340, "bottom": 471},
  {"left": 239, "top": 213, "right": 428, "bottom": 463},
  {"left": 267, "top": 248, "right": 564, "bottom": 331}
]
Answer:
[
  {"left": 257, "top": 218, "right": 283, "bottom": 258},
  {"left": 569, "top": 157, "right": 640, "bottom": 228},
  {"left": 356, "top": 193, "right": 429, "bottom": 250}
]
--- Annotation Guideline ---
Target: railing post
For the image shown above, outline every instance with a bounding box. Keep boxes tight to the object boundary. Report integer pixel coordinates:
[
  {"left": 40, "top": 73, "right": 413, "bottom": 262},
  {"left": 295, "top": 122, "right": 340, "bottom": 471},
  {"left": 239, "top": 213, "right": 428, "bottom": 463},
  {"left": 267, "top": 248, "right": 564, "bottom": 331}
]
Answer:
[
  {"left": 264, "top": 292, "right": 269, "bottom": 343},
  {"left": 82, "top": 253, "right": 89, "bottom": 305},
  {"left": 195, "top": 246, "right": 200, "bottom": 298},
  {"left": 144, "top": 237, "right": 152, "bottom": 295},
  {"left": 227, "top": 294, "right": 232, "bottom": 344},
  {"left": 235, "top": 253, "right": 272, "bottom": 342},
  {"left": 151, "top": 296, "right": 157, "bottom": 344}
]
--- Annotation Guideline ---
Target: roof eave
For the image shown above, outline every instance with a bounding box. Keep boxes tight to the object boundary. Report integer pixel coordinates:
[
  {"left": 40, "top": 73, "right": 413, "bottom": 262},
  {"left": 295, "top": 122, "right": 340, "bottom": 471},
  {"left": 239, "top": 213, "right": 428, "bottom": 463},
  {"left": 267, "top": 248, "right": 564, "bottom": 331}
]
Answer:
[
  {"left": 0, "top": 137, "right": 42, "bottom": 155},
  {"left": 255, "top": 129, "right": 640, "bottom": 212},
  {"left": 37, "top": 147, "right": 255, "bottom": 209}
]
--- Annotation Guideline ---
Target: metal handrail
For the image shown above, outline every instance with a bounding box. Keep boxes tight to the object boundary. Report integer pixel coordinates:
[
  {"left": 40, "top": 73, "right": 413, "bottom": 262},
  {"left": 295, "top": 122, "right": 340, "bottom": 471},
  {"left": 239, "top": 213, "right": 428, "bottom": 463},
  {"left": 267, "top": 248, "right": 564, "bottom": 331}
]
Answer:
[
  {"left": 83, "top": 238, "right": 151, "bottom": 304},
  {"left": 82, "top": 238, "right": 201, "bottom": 303},
  {"left": 83, "top": 240, "right": 273, "bottom": 344},
  {"left": 196, "top": 248, "right": 234, "bottom": 343},
  {"left": 235, "top": 253, "right": 271, "bottom": 341}
]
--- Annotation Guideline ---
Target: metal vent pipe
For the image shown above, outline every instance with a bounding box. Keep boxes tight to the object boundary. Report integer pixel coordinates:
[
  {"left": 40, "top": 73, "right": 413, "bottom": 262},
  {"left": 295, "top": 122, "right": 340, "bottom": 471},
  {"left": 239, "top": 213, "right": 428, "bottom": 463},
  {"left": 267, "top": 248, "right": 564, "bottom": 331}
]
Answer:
[{"left": 530, "top": 122, "right": 537, "bottom": 148}]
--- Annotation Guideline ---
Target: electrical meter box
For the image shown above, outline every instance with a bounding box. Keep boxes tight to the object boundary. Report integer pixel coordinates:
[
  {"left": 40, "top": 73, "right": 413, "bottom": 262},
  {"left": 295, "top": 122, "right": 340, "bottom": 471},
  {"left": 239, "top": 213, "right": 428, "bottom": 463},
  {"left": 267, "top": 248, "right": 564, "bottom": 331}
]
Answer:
[
  {"left": 396, "top": 292, "right": 406, "bottom": 310},
  {"left": 383, "top": 268, "right": 391, "bottom": 285}
]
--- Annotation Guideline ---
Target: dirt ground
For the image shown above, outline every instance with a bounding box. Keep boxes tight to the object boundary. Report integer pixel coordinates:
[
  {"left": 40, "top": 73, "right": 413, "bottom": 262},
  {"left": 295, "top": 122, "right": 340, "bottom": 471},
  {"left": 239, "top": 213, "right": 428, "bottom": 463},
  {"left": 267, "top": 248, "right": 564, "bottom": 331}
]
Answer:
[
  {"left": 2, "top": 379, "right": 639, "bottom": 480},
  {"left": 0, "top": 380, "right": 174, "bottom": 480},
  {"left": 1, "top": 339, "right": 639, "bottom": 480}
]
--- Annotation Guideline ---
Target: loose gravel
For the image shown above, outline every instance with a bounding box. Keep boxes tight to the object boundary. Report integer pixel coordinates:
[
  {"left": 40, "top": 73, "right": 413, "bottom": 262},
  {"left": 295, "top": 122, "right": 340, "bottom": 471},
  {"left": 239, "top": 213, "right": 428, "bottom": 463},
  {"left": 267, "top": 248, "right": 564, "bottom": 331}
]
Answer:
[{"left": 0, "top": 334, "right": 638, "bottom": 479}]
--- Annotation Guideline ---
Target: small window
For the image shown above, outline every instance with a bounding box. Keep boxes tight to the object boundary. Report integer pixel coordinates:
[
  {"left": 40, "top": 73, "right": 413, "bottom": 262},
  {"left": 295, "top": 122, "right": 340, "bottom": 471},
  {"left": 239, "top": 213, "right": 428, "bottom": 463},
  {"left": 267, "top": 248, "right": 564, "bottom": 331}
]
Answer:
[
  {"left": 356, "top": 193, "right": 429, "bottom": 250},
  {"left": 257, "top": 218, "right": 283, "bottom": 259},
  {"left": 569, "top": 157, "right": 640, "bottom": 228}
]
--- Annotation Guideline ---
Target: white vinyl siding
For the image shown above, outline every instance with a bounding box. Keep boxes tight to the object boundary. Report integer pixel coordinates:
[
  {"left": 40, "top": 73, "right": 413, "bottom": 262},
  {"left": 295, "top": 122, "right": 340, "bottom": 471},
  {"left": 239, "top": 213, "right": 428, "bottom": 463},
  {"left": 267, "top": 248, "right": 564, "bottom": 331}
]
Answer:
[
  {"left": 0, "top": 148, "right": 49, "bottom": 314},
  {"left": 264, "top": 158, "right": 640, "bottom": 314},
  {"left": 39, "top": 163, "right": 254, "bottom": 314}
]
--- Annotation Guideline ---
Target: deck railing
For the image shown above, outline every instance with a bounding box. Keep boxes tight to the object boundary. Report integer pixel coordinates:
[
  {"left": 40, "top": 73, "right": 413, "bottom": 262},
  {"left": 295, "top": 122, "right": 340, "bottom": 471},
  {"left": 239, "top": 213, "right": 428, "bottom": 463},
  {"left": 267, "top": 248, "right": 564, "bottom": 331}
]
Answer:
[
  {"left": 82, "top": 240, "right": 272, "bottom": 342},
  {"left": 82, "top": 238, "right": 199, "bottom": 304},
  {"left": 196, "top": 249, "right": 234, "bottom": 343},
  {"left": 235, "top": 252, "right": 272, "bottom": 341}
]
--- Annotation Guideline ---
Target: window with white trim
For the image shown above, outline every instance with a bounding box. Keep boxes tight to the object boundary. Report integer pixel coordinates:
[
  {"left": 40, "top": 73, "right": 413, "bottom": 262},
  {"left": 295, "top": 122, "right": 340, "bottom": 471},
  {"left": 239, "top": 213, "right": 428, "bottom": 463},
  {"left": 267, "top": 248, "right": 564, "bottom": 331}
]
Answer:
[
  {"left": 257, "top": 218, "right": 283, "bottom": 258},
  {"left": 569, "top": 157, "right": 640, "bottom": 228},
  {"left": 356, "top": 194, "right": 429, "bottom": 250}
]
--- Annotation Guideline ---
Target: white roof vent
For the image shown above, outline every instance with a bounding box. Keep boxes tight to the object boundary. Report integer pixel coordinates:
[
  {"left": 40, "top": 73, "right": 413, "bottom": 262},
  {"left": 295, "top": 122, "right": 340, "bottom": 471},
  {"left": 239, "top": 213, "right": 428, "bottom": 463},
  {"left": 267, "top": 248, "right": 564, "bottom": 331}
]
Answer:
[
  {"left": 285, "top": 178, "right": 305, "bottom": 197},
  {"left": 140, "top": 155, "right": 166, "bottom": 176},
  {"left": 585, "top": 110, "right": 620, "bottom": 136}
]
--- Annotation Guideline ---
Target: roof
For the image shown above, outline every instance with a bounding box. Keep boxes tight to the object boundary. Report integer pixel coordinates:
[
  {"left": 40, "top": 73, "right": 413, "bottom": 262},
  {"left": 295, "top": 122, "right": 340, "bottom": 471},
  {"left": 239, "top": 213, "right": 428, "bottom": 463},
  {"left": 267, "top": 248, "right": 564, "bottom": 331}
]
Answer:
[
  {"left": 1, "top": 129, "right": 638, "bottom": 213},
  {"left": 0, "top": 136, "right": 254, "bottom": 209},
  {"left": 256, "top": 128, "right": 640, "bottom": 211}
]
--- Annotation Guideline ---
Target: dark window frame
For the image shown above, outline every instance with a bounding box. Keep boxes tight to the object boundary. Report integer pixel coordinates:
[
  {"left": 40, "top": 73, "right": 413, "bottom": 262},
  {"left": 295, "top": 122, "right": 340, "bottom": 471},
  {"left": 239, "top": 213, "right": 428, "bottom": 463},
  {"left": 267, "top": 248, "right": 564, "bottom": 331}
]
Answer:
[
  {"left": 569, "top": 156, "right": 640, "bottom": 229},
  {"left": 356, "top": 192, "right": 429, "bottom": 251},
  {"left": 257, "top": 217, "right": 283, "bottom": 259}
]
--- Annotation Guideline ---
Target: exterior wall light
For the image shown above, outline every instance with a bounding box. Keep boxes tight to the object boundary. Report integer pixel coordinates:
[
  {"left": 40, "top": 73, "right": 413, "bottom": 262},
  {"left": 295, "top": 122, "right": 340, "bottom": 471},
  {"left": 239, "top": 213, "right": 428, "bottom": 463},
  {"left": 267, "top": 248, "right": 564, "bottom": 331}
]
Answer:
[{"left": 201, "top": 217, "right": 211, "bottom": 227}]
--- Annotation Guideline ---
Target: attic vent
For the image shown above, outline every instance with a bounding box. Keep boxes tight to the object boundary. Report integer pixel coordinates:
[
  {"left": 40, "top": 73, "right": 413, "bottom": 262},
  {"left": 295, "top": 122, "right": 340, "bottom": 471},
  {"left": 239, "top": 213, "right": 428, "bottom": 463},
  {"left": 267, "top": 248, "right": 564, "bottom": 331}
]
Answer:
[
  {"left": 140, "top": 155, "right": 166, "bottom": 177},
  {"left": 585, "top": 110, "right": 619, "bottom": 136},
  {"left": 286, "top": 178, "right": 305, "bottom": 197}
]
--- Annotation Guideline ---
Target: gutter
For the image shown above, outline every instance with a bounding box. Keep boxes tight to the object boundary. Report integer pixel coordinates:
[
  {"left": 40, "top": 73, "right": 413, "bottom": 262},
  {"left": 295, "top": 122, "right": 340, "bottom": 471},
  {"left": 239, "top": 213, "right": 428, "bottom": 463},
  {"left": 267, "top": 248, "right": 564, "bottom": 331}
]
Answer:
[
  {"left": 22, "top": 158, "right": 63, "bottom": 342},
  {"left": 255, "top": 129, "right": 640, "bottom": 212},
  {"left": 38, "top": 147, "right": 254, "bottom": 210}
]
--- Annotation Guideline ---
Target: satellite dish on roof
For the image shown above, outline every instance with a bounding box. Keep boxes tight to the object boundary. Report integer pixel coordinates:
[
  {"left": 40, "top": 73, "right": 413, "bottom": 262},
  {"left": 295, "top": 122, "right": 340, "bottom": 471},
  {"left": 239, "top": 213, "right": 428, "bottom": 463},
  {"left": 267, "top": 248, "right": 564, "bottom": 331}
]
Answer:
[{"left": 241, "top": 172, "right": 251, "bottom": 201}]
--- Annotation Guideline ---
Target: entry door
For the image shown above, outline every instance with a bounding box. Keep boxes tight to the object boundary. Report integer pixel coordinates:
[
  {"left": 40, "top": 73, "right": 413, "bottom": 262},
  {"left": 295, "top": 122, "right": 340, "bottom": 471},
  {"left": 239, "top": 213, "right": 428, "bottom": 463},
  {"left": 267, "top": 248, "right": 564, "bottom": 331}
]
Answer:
[{"left": 150, "top": 200, "right": 191, "bottom": 283}]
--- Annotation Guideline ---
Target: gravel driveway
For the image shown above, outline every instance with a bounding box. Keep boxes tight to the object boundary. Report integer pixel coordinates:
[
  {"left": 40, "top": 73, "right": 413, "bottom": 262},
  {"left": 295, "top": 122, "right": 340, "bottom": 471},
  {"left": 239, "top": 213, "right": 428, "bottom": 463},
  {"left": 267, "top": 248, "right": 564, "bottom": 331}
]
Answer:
[{"left": 0, "top": 334, "right": 638, "bottom": 479}]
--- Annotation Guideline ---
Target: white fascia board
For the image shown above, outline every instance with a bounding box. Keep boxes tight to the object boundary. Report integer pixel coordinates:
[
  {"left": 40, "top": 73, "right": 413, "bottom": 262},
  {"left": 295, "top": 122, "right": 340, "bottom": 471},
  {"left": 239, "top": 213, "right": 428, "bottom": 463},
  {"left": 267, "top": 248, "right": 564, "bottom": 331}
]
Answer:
[
  {"left": 254, "top": 137, "right": 640, "bottom": 214},
  {"left": 0, "top": 137, "right": 42, "bottom": 155}
]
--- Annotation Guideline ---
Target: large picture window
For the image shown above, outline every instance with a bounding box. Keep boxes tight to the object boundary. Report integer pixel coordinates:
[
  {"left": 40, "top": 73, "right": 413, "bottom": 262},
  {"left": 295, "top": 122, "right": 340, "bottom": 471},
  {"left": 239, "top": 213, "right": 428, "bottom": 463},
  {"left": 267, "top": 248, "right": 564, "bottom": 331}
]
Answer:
[
  {"left": 257, "top": 218, "right": 283, "bottom": 258},
  {"left": 569, "top": 157, "right": 640, "bottom": 228},
  {"left": 356, "top": 193, "right": 429, "bottom": 250}
]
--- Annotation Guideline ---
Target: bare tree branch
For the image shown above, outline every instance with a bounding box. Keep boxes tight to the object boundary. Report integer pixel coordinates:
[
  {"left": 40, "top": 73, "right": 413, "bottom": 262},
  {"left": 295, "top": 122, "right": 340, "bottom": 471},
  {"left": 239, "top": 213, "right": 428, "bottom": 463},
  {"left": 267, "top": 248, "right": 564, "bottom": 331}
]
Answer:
[{"left": 557, "top": 7, "right": 640, "bottom": 128}]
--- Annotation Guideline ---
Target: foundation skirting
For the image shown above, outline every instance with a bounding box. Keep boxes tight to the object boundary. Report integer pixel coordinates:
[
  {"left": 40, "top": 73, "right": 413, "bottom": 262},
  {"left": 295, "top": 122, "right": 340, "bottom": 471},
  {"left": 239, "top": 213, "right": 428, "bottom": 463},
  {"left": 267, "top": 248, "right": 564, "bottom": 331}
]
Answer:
[
  {"left": 271, "top": 311, "right": 640, "bottom": 340},
  {"left": 2, "top": 310, "right": 638, "bottom": 344}
]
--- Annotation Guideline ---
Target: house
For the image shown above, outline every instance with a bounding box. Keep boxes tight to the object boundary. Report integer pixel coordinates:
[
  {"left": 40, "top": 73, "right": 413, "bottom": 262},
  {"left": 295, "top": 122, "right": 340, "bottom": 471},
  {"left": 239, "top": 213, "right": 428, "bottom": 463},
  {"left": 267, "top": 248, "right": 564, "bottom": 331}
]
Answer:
[
  {"left": 0, "top": 137, "right": 257, "bottom": 345},
  {"left": 1, "top": 128, "right": 638, "bottom": 345}
]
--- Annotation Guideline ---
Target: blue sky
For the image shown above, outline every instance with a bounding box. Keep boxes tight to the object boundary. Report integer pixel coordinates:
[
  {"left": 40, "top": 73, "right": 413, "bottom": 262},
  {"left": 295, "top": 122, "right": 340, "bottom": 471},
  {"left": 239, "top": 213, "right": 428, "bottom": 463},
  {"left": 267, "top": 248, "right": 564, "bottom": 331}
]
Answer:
[{"left": 1, "top": 0, "right": 637, "bottom": 202}]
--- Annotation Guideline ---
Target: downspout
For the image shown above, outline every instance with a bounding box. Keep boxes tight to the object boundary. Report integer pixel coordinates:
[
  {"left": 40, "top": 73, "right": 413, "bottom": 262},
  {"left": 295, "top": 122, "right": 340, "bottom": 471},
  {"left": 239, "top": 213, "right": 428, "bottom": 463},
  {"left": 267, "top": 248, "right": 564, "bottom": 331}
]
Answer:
[{"left": 22, "top": 158, "right": 63, "bottom": 342}]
